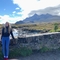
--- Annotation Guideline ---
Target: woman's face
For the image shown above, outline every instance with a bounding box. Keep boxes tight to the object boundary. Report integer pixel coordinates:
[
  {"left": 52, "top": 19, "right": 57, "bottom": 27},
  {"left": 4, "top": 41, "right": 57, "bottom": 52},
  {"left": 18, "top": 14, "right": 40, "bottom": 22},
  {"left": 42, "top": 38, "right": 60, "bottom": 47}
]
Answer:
[{"left": 5, "top": 22, "right": 9, "bottom": 27}]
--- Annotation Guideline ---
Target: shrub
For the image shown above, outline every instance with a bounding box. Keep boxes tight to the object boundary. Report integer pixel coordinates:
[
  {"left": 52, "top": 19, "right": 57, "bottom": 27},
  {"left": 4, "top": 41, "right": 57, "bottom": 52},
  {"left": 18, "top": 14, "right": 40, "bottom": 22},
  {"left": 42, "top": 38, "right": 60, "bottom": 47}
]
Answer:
[
  {"left": 58, "top": 47, "right": 60, "bottom": 50},
  {"left": 19, "top": 47, "right": 32, "bottom": 57},
  {"left": 54, "top": 23, "right": 58, "bottom": 32},
  {"left": 40, "top": 46, "right": 52, "bottom": 53},
  {"left": 0, "top": 49, "right": 3, "bottom": 59},
  {"left": 49, "top": 29, "right": 55, "bottom": 32},
  {"left": 9, "top": 47, "right": 32, "bottom": 58}
]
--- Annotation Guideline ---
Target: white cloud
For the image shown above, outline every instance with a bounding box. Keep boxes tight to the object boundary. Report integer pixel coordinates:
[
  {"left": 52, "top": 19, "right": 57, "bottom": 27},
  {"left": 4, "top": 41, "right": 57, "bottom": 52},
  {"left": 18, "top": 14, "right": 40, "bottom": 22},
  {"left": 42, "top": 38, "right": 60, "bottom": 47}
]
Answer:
[
  {"left": 13, "top": 11, "right": 16, "bottom": 14},
  {"left": 13, "top": 0, "right": 60, "bottom": 18},
  {"left": 16, "top": 7, "right": 20, "bottom": 10},
  {"left": 0, "top": 15, "right": 9, "bottom": 23},
  {"left": 17, "top": 12, "right": 22, "bottom": 15},
  {"left": 58, "top": 13, "right": 60, "bottom": 15},
  {"left": 0, "top": 0, "right": 60, "bottom": 24},
  {"left": 0, "top": 15, "right": 23, "bottom": 24},
  {"left": 29, "top": 5, "right": 60, "bottom": 16}
]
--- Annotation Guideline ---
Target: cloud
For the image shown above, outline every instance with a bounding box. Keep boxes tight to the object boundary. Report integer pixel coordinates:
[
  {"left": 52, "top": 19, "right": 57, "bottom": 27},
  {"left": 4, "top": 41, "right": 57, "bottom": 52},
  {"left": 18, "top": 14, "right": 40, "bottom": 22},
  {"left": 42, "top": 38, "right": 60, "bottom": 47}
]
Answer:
[
  {"left": 17, "top": 12, "right": 22, "bottom": 15},
  {"left": 16, "top": 7, "right": 20, "bottom": 10},
  {"left": 12, "top": 7, "right": 23, "bottom": 16},
  {"left": 0, "top": 15, "right": 23, "bottom": 24},
  {"left": 29, "top": 5, "right": 60, "bottom": 16},
  {"left": 0, "top": 15, "right": 9, "bottom": 23},
  {"left": 0, "top": 0, "right": 60, "bottom": 24},
  {"left": 37, "top": 0, "right": 40, "bottom": 1},
  {"left": 13, "top": 0, "right": 60, "bottom": 18},
  {"left": 13, "top": 11, "right": 16, "bottom": 14}
]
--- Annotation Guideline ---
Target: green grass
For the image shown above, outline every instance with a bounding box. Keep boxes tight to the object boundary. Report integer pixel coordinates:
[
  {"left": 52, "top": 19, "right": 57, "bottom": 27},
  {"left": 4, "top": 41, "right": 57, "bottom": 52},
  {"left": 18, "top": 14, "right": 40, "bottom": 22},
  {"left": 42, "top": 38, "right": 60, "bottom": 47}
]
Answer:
[
  {"left": 49, "top": 30, "right": 55, "bottom": 32},
  {"left": 40, "top": 46, "right": 52, "bottom": 53},
  {"left": 0, "top": 49, "right": 3, "bottom": 59},
  {"left": 11, "top": 22, "right": 60, "bottom": 31},
  {"left": 1, "top": 22, "right": 60, "bottom": 32},
  {"left": 9, "top": 47, "right": 32, "bottom": 58},
  {"left": 0, "top": 47, "right": 32, "bottom": 59}
]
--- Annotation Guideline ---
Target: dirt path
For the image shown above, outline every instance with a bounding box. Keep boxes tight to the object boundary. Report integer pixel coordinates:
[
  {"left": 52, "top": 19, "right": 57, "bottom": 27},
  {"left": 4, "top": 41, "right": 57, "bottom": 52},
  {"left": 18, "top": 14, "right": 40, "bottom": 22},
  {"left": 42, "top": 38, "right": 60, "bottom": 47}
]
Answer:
[{"left": 9, "top": 49, "right": 60, "bottom": 60}]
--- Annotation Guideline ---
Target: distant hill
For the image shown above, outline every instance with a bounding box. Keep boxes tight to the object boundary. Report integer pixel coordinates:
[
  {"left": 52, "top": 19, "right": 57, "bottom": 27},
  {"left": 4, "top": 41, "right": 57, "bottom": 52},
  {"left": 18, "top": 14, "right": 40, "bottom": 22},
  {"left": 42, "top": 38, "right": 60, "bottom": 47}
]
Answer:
[
  {"left": 15, "top": 21, "right": 25, "bottom": 24},
  {"left": 15, "top": 13, "right": 60, "bottom": 24}
]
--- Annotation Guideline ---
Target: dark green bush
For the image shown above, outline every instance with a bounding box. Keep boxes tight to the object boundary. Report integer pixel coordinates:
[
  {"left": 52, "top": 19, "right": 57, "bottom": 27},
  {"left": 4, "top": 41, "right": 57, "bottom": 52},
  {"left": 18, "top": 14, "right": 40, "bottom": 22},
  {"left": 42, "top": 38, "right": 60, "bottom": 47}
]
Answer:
[
  {"left": 9, "top": 47, "right": 32, "bottom": 58},
  {"left": 58, "top": 47, "right": 60, "bottom": 50},
  {"left": 0, "top": 49, "right": 3, "bottom": 59},
  {"left": 40, "top": 46, "right": 52, "bottom": 53},
  {"left": 19, "top": 47, "right": 32, "bottom": 56}
]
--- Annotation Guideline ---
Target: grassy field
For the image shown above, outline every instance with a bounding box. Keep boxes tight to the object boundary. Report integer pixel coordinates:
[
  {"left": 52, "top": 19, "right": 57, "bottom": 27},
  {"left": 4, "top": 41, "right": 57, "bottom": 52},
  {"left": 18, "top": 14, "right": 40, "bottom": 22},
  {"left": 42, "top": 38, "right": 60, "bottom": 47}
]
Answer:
[
  {"left": 0, "top": 22, "right": 60, "bottom": 32},
  {"left": 11, "top": 22, "right": 60, "bottom": 32}
]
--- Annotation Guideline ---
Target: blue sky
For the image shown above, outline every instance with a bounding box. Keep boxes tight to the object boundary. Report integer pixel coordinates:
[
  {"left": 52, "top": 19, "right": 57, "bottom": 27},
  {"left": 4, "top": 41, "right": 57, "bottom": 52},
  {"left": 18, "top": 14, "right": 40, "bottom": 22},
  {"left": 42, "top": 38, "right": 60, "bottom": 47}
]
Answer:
[
  {"left": 0, "top": 0, "right": 60, "bottom": 24},
  {"left": 0, "top": 0, "right": 22, "bottom": 16}
]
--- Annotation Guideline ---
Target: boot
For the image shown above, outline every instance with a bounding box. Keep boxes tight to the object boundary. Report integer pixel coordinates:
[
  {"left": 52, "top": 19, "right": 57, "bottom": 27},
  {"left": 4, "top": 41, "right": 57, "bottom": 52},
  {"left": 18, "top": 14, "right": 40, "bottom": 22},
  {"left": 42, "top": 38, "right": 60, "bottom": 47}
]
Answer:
[
  {"left": 6, "top": 58, "right": 8, "bottom": 60},
  {"left": 4, "top": 58, "right": 8, "bottom": 60}
]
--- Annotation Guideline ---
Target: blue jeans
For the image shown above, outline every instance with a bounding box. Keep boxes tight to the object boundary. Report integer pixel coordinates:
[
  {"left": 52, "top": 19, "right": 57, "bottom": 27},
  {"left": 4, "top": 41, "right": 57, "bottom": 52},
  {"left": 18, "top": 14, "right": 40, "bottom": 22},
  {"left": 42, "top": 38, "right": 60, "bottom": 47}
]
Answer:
[{"left": 2, "top": 37, "right": 10, "bottom": 58}]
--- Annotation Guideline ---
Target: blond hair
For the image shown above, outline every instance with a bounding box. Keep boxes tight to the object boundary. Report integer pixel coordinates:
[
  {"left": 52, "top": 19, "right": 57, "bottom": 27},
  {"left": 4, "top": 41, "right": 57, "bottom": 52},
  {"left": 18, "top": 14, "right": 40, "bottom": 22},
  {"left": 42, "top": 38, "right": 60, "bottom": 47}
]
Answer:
[{"left": 3, "top": 22, "right": 11, "bottom": 33}]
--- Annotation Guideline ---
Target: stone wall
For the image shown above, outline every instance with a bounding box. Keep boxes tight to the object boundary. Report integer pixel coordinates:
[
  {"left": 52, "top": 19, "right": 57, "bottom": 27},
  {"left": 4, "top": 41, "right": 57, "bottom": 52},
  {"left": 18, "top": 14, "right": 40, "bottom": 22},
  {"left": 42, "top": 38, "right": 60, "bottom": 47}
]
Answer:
[
  {"left": 1, "top": 32, "right": 60, "bottom": 50},
  {"left": 17, "top": 32, "right": 60, "bottom": 50}
]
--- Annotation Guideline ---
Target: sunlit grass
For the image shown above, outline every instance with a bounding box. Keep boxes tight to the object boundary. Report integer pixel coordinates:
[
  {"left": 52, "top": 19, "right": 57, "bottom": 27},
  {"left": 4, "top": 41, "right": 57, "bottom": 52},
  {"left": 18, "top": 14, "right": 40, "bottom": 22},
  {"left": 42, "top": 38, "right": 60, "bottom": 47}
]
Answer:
[{"left": 1, "top": 22, "right": 60, "bottom": 32}]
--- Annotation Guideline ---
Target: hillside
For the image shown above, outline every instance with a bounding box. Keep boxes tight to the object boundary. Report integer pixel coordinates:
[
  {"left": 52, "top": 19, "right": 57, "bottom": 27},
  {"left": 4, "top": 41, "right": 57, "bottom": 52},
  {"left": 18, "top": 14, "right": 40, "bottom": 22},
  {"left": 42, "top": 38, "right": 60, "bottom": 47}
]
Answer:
[{"left": 16, "top": 13, "right": 60, "bottom": 24}]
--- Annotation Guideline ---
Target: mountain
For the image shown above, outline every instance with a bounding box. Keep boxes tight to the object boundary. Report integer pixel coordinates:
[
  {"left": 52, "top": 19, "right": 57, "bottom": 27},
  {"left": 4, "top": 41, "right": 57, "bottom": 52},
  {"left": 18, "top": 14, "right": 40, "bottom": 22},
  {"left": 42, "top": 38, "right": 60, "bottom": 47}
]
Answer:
[
  {"left": 15, "top": 13, "right": 60, "bottom": 24},
  {"left": 16, "top": 21, "right": 25, "bottom": 24}
]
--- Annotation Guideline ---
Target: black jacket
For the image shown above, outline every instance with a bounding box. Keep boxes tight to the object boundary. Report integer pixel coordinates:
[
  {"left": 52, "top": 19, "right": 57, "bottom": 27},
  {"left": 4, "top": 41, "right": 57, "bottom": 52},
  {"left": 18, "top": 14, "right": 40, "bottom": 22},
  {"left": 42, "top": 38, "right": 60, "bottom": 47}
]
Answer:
[{"left": 1, "top": 27, "right": 14, "bottom": 39}]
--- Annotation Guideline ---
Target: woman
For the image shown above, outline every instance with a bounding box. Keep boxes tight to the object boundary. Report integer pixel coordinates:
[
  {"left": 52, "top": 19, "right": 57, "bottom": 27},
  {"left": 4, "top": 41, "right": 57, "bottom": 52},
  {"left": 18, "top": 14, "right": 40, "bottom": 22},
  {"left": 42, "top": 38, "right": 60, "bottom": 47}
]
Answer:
[{"left": 1, "top": 22, "right": 15, "bottom": 60}]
